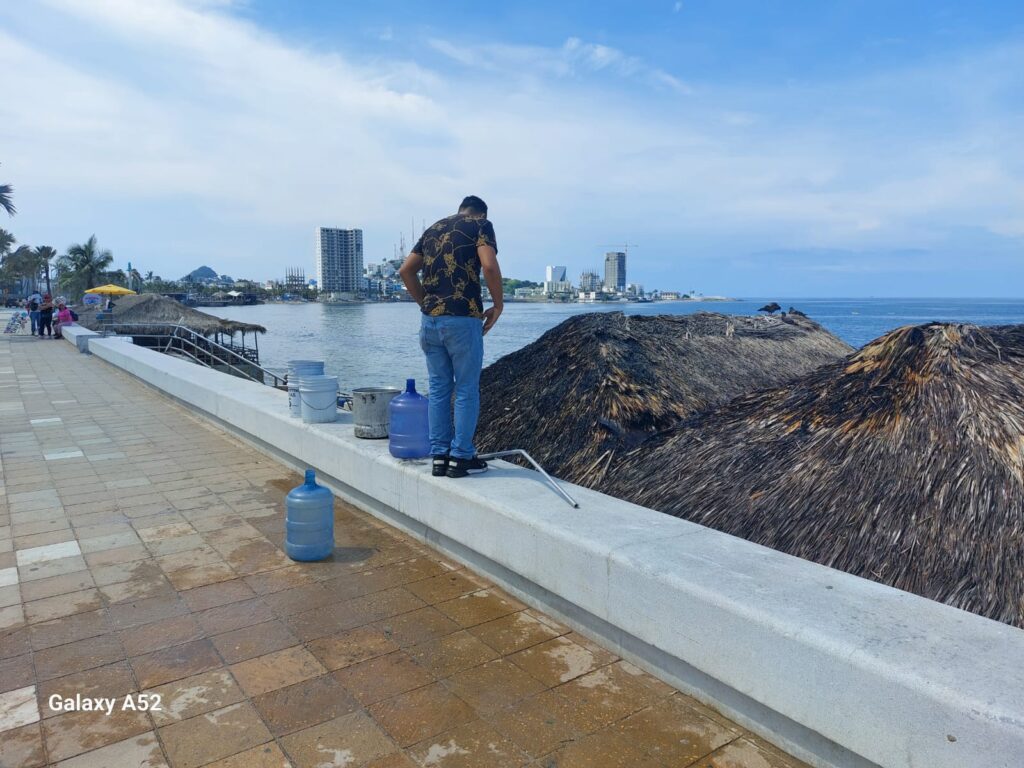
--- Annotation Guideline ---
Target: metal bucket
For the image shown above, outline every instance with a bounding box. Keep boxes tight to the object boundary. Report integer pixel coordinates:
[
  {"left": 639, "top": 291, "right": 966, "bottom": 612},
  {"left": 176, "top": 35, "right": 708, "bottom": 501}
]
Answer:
[{"left": 351, "top": 387, "right": 401, "bottom": 438}]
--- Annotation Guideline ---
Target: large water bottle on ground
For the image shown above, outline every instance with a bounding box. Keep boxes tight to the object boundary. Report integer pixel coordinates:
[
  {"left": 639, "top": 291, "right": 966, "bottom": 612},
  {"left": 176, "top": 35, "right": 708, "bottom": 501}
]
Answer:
[
  {"left": 388, "top": 379, "right": 430, "bottom": 458},
  {"left": 285, "top": 469, "right": 334, "bottom": 561}
]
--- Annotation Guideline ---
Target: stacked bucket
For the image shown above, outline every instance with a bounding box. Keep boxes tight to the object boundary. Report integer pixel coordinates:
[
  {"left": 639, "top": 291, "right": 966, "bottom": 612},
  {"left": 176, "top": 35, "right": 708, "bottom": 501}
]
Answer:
[{"left": 286, "top": 360, "right": 338, "bottom": 423}]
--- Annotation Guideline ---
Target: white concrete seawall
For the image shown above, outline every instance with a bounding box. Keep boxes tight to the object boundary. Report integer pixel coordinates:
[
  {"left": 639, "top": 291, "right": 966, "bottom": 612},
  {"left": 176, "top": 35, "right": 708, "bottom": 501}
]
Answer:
[{"left": 61, "top": 325, "right": 1024, "bottom": 768}]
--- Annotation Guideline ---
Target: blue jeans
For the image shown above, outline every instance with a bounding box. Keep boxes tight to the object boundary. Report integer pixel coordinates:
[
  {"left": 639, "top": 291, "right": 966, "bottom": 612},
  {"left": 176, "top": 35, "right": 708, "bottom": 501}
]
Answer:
[
  {"left": 419, "top": 315, "right": 483, "bottom": 459},
  {"left": 30, "top": 310, "right": 39, "bottom": 334}
]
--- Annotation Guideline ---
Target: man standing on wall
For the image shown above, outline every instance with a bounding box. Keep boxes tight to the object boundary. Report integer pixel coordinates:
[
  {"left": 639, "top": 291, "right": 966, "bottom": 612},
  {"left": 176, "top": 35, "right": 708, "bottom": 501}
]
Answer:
[{"left": 399, "top": 195, "right": 504, "bottom": 478}]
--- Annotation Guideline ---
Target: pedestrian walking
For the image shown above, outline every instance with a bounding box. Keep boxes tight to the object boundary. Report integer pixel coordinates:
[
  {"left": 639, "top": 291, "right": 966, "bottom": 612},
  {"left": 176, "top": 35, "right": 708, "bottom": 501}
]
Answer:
[
  {"left": 38, "top": 294, "right": 54, "bottom": 338},
  {"left": 398, "top": 195, "right": 504, "bottom": 478},
  {"left": 27, "top": 290, "right": 41, "bottom": 335}
]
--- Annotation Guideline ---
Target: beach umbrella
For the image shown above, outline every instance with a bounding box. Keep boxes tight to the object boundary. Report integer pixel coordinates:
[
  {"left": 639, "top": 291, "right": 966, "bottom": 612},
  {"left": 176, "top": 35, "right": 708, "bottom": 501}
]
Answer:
[{"left": 86, "top": 284, "right": 137, "bottom": 295}]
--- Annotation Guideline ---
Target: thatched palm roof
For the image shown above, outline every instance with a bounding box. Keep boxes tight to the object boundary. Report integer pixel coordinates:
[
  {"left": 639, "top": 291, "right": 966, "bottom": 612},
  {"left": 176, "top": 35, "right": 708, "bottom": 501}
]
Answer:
[
  {"left": 75, "top": 293, "right": 265, "bottom": 336},
  {"left": 477, "top": 311, "right": 852, "bottom": 488},
  {"left": 605, "top": 322, "right": 1024, "bottom": 628}
]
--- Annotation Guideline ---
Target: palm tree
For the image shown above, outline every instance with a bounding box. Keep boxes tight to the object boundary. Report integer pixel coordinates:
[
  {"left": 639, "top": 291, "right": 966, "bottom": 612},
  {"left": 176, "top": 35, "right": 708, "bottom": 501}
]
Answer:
[
  {"left": 0, "top": 164, "right": 14, "bottom": 217},
  {"left": 0, "top": 229, "right": 14, "bottom": 257},
  {"left": 58, "top": 235, "right": 113, "bottom": 300},
  {"left": 34, "top": 246, "right": 57, "bottom": 294}
]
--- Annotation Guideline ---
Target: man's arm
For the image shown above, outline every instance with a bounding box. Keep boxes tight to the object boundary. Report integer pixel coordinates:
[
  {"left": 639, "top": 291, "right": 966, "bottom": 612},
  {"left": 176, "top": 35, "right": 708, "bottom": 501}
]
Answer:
[
  {"left": 398, "top": 252, "right": 426, "bottom": 306},
  {"left": 479, "top": 245, "right": 503, "bottom": 335}
]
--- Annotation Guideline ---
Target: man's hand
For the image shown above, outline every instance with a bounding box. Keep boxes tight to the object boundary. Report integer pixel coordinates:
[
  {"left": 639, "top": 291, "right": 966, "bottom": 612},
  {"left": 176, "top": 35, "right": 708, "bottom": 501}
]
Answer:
[{"left": 482, "top": 305, "right": 502, "bottom": 335}]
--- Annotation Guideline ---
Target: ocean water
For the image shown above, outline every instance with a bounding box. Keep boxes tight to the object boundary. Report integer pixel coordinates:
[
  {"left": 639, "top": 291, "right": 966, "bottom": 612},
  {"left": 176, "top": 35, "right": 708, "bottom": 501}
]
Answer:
[{"left": 206, "top": 298, "right": 1024, "bottom": 392}]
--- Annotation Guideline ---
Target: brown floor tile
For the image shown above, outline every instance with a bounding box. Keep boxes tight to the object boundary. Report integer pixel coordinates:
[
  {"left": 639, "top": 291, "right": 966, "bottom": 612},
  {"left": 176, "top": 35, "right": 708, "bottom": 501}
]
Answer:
[
  {"left": 279, "top": 711, "right": 396, "bottom": 767},
  {"left": 35, "top": 633, "right": 125, "bottom": 681},
  {"left": 443, "top": 658, "right": 546, "bottom": 714},
  {"left": 130, "top": 638, "right": 223, "bottom": 689},
  {"left": 99, "top": 574, "right": 177, "bottom": 605},
  {"left": 483, "top": 692, "right": 580, "bottom": 758},
  {"left": 261, "top": 583, "right": 335, "bottom": 617},
  {"left": 306, "top": 626, "right": 398, "bottom": 671},
  {"left": 0, "top": 653, "right": 35, "bottom": 694},
  {"left": 201, "top": 742, "right": 291, "bottom": 768},
  {"left": 549, "top": 663, "right": 671, "bottom": 734},
  {"left": 333, "top": 650, "right": 435, "bottom": 706},
  {"left": 18, "top": 571, "right": 95, "bottom": 602},
  {"left": 165, "top": 562, "right": 237, "bottom": 591},
  {"left": 158, "top": 702, "right": 272, "bottom": 768},
  {"left": 180, "top": 579, "right": 256, "bottom": 612},
  {"left": 119, "top": 614, "right": 205, "bottom": 657},
  {"left": 37, "top": 661, "right": 137, "bottom": 720},
  {"left": 88, "top": 559, "right": 162, "bottom": 588},
  {"left": 29, "top": 609, "right": 108, "bottom": 651},
  {"left": 195, "top": 597, "right": 275, "bottom": 636},
  {"left": 218, "top": 539, "right": 292, "bottom": 575},
  {"left": 106, "top": 594, "right": 188, "bottom": 632},
  {"left": 436, "top": 589, "right": 525, "bottom": 629},
  {"left": 242, "top": 565, "right": 316, "bottom": 595},
  {"left": 252, "top": 674, "right": 359, "bottom": 736},
  {"left": 42, "top": 707, "right": 151, "bottom": 763},
  {"left": 0, "top": 627, "right": 31, "bottom": 659},
  {"left": 375, "top": 606, "right": 461, "bottom": 648},
  {"left": 507, "top": 636, "right": 617, "bottom": 688},
  {"left": 698, "top": 737, "right": 807, "bottom": 768},
  {"left": 50, "top": 732, "right": 169, "bottom": 768},
  {"left": 369, "top": 682, "right": 476, "bottom": 747},
  {"left": 613, "top": 695, "right": 739, "bottom": 766},
  {"left": 230, "top": 645, "right": 326, "bottom": 697},
  {"left": 539, "top": 728, "right": 663, "bottom": 768},
  {"left": 84, "top": 544, "right": 150, "bottom": 568},
  {"left": 24, "top": 588, "right": 103, "bottom": 625},
  {"left": 365, "top": 752, "right": 417, "bottom": 768},
  {"left": 468, "top": 611, "right": 563, "bottom": 657},
  {"left": 407, "top": 631, "right": 498, "bottom": 679},
  {"left": 0, "top": 722, "right": 45, "bottom": 768},
  {"left": 146, "top": 668, "right": 245, "bottom": 726},
  {"left": 405, "top": 571, "right": 486, "bottom": 605},
  {"left": 407, "top": 719, "right": 532, "bottom": 768},
  {"left": 211, "top": 619, "right": 298, "bottom": 664}
]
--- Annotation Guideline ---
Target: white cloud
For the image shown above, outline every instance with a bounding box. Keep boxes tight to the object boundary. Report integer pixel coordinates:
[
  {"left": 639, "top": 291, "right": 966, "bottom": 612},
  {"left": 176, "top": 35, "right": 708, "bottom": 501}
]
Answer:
[{"left": 0, "top": 0, "right": 1020, "bottom": 289}]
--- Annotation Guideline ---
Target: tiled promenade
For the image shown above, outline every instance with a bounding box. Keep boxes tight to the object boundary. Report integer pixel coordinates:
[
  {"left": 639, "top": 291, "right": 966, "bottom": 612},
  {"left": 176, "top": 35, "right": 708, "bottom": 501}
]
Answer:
[{"left": 0, "top": 332, "right": 806, "bottom": 768}]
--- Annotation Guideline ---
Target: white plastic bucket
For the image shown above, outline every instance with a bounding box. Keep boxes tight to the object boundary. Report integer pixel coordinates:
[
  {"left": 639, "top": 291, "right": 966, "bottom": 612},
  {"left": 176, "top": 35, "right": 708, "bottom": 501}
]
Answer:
[
  {"left": 351, "top": 387, "right": 401, "bottom": 438},
  {"left": 299, "top": 375, "right": 339, "bottom": 424},
  {"left": 287, "top": 360, "right": 324, "bottom": 418}
]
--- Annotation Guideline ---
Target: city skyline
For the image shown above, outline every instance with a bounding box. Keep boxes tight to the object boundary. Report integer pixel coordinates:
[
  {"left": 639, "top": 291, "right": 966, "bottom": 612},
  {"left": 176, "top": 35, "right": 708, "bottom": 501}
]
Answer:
[{"left": 1, "top": 2, "right": 1021, "bottom": 296}]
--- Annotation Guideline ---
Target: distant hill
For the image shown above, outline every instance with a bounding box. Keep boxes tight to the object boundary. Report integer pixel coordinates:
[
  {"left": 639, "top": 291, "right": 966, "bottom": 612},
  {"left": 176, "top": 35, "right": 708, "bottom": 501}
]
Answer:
[{"left": 183, "top": 266, "right": 218, "bottom": 281}]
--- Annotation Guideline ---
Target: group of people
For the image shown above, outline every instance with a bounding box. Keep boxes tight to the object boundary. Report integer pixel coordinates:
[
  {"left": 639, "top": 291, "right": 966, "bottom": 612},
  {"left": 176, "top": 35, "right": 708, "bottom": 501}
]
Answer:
[{"left": 23, "top": 291, "right": 75, "bottom": 339}]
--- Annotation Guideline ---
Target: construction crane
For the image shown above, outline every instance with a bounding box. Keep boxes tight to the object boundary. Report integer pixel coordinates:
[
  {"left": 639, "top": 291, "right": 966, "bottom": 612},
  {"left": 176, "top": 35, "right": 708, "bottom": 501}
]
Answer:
[{"left": 598, "top": 243, "right": 639, "bottom": 258}]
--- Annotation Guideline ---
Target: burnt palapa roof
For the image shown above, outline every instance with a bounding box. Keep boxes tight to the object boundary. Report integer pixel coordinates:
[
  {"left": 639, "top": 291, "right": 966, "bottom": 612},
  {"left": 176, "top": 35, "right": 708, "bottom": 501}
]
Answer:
[
  {"left": 605, "top": 322, "right": 1024, "bottom": 628},
  {"left": 75, "top": 293, "right": 265, "bottom": 336},
  {"left": 476, "top": 311, "right": 852, "bottom": 488}
]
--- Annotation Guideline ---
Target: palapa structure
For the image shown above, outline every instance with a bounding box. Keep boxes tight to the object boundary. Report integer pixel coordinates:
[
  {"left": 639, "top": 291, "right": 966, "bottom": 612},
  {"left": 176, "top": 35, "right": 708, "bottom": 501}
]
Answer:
[
  {"left": 75, "top": 293, "right": 265, "bottom": 337},
  {"left": 606, "top": 322, "right": 1024, "bottom": 628},
  {"left": 476, "top": 311, "right": 852, "bottom": 488},
  {"left": 75, "top": 293, "right": 267, "bottom": 374}
]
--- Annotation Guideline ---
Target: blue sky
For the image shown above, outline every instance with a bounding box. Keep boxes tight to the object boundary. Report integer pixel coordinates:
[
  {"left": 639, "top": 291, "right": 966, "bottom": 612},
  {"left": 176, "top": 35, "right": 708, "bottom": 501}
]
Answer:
[{"left": 1, "top": 0, "right": 1022, "bottom": 296}]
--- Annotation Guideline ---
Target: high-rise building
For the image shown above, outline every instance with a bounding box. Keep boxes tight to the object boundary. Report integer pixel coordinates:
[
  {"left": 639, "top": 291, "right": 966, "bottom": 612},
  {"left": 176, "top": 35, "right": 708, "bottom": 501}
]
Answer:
[
  {"left": 316, "top": 227, "right": 363, "bottom": 297},
  {"left": 284, "top": 268, "right": 306, "bottom": 293},
  {"left": 579, "top": 270, "right": 601, "bottom": 292},
  {"left": 604, "top": 252, "right": 626, "bottom": 293},
  {"left": 545, "top": 265, "right": 567, "bottom": 284}
]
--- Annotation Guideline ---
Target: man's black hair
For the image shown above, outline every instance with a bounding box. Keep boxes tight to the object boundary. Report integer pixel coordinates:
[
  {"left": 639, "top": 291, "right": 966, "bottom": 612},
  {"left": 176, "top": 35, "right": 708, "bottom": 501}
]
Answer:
[{"left": 459, "top": 195, "right": 488, "bottom": 215}]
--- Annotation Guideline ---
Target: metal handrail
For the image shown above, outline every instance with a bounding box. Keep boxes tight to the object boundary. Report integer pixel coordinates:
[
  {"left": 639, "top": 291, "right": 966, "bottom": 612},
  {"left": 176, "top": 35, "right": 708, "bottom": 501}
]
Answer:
[{"left": 101, "top": 322, "right": 286, "bottom": 387}]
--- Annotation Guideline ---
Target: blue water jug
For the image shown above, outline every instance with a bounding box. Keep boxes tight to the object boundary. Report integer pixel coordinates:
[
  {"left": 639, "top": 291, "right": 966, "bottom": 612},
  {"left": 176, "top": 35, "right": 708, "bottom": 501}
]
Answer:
[
  {"left": 285, "top": 469, "right": 334, "bottom": 561},
  {"left": 388, "top": 379, "right": 430, "bottom": 458}
]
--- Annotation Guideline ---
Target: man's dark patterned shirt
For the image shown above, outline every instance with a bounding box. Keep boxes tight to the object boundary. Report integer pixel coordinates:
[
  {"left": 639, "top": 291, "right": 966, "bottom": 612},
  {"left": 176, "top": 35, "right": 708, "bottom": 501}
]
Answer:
[{"left": 413, "top": 213, "right": 498, "bottom": 318}]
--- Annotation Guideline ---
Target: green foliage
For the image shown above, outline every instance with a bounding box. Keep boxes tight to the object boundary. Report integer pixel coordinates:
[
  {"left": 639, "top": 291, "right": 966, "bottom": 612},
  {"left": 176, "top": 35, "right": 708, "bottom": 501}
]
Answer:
[
  {"left": 0, "top": 164, "right": 14, "bottom": 217},
  {"left": 502, "top": 278, "right": 541, "bottom": 292},
  {"left": 56, "top": 235, "right": 114, "bottom": 301}
]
